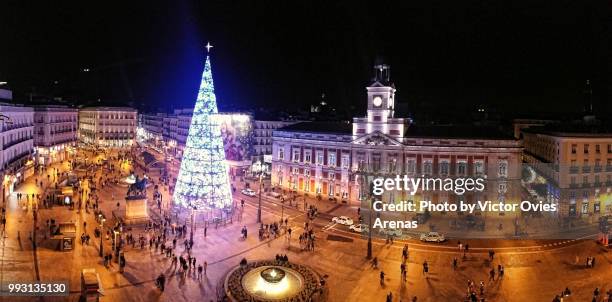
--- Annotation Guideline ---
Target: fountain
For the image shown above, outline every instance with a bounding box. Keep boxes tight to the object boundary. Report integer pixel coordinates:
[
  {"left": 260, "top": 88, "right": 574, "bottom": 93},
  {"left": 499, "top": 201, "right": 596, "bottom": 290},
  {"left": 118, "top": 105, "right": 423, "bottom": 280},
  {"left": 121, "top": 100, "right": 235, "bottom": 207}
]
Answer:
[{"left": 224, "top": 260, "right": 324, "bottom": 301}]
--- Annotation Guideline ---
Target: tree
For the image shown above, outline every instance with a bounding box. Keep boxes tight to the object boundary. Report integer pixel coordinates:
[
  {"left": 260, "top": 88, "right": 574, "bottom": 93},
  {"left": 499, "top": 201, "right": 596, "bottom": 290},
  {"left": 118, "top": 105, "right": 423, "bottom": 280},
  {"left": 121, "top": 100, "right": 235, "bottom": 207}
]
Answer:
[{"left": 173, "top": 50, "right": 232, "bottom": 209}]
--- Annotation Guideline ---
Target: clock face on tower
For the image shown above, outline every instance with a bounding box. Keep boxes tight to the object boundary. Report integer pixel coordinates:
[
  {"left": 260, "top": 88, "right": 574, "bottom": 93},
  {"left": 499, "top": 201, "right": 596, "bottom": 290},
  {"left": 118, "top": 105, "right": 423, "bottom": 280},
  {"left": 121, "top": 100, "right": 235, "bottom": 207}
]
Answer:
[{"left": 372, "top": 96, "right": 382, "bottom": 107}]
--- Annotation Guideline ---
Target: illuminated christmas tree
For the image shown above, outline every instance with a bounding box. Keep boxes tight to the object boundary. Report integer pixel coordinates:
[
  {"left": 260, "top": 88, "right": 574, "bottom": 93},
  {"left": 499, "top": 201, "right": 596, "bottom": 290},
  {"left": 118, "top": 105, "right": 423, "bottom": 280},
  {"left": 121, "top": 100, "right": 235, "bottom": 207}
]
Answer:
[{"left": 173, "top": 43, "right": 233, "bottom": 209}]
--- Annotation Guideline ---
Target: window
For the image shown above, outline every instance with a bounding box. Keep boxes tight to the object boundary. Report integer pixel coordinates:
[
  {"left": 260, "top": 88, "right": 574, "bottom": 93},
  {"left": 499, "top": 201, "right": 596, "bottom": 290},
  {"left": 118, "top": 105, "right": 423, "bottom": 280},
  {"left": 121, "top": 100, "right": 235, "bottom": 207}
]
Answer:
[
  {"left": 498, "top": 161, "right": 508, "bottom": 178},
  {"left": 595, "top": 175, "right": 600, "bottom": 184},
  {"left": 292, "top": 149, "right": 300, "bottom": 162},
  {"left": 571, "top": 160, "right": 577, "bottom": 167},
  {"left": 423, "top": 160, "right": 433, "bottom": 175},
  {"left": 571, "top": 144, "right": 577, "bottom": 154},
  {"left": 341, "top": 154, "right": 350, "bottom": 169},
  {"left": 498, "top": 182, "right": 507, "bottom": 193},
  {"left": 595, "top": 159, "right": 601, "bottom": 167},
  {"left": 596, "top": 144, "right": 600, "bottom": 154},
  {"left": 278, "top": 148, "right": 284, "bottom": 160},
  {"left": 439, "top": 160, "right": 449, "bottom": 175},
  {"left": 304, "top": 169, "right": 310, "bottom": 177},
  {"left": 304, "top": 179, "right": 310, "bottom": 191},
  {"left": 571, "top": 177, "right": 576, "bottom": 184},
  {"left": 316, "top": 151, "right": 324, "bottom": 165},
  {"left": 583, "top": 159, "right": 589, "bottom": 167},
  {"left": 304, "top": 150, "right": 312, "bottom": 163},
  {"left": 474, "top": 161, "right": 484, "bottom": 175},
  {"left": 583, "top": 175, "right": 588, "bottom": 184},
  {"left": 329, "top": 172, "right": 335, "bottom": 180},
  {"left": 608, "top": 144, "right": 612, "bottom": 154},
  {"left": 406, "top": 159, "right": 416, "bottom": 174},
  {"left": 584, "top": 144, "right": 589, "bottom": 154},
  {"left": 328, "top": 153, "right": 336, "bottom": 167},
  {"left": 457, "top": 161, "right": 467, "bottom": 175},
  {"left": 292, "top": 167, "right": 299, "bottom": 175}
]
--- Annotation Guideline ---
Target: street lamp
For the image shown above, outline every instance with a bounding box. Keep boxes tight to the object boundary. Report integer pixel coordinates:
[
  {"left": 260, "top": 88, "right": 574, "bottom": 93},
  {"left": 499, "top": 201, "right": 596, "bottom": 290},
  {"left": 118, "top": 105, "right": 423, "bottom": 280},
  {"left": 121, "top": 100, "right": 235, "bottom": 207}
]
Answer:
[
  {"left": 257, "top": 166, "right": 263, "bottom": 224},
  {"left": 98, "top": 215, "right": 105, "bottom": 257}
]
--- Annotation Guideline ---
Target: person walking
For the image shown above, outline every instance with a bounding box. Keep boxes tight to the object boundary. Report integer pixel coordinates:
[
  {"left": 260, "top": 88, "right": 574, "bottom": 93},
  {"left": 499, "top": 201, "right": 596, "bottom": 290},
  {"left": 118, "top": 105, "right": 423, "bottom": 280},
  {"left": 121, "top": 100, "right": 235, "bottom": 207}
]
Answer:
[
  {"left": 197, "top": 264, "right": 203, "bottom": 280},
  {"left": 380, "top": 271, "right": 385, "bottom": 286},
  {"left": 422, "top": 261, "right": 429, "bottom": 278}
]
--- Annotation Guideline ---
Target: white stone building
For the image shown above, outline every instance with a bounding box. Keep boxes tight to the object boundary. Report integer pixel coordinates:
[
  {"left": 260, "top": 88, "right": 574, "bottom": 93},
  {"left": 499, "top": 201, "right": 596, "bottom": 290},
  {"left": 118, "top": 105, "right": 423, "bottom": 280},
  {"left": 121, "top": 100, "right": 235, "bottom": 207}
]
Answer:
[
  {"left": 33, "top": 105, "right": 78, "bottom": 166},
  {"left": 138, "top": 112, "right": 165, "bottom": 148},
  {"left": 271, "top": 64, "right": 523, "bottom": 208},
  {"left": 253, "top": 120, "right": 301, "bottom": 156},
  {"left": 0, "top": 103, "right": 34, "bottom": 199},
  {"left": 78, "top": 107, "right": 137, "bottom": 148}
]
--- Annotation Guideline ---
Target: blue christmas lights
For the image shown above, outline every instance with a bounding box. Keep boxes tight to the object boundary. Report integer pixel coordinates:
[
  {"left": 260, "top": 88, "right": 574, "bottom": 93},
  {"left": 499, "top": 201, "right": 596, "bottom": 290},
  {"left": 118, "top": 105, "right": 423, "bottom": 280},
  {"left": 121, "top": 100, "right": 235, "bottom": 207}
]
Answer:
[{"left": 173, "top": 54, "right": 233, "bottom": 209}]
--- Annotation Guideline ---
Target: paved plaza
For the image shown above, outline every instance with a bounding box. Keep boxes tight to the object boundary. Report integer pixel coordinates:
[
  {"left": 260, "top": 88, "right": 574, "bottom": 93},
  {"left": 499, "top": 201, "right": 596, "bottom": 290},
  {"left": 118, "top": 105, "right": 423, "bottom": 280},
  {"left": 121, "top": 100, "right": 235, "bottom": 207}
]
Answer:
[{"left": 0, "top": 148, "right": 610, "bottom": 302}]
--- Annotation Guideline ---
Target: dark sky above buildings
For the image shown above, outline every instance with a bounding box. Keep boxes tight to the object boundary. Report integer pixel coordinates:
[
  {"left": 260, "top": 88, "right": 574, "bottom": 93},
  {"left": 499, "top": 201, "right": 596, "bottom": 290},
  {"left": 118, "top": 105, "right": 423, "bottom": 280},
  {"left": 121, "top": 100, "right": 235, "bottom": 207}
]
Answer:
[{"left": 0, "top": 1, "right": 610, "bottom": 117}]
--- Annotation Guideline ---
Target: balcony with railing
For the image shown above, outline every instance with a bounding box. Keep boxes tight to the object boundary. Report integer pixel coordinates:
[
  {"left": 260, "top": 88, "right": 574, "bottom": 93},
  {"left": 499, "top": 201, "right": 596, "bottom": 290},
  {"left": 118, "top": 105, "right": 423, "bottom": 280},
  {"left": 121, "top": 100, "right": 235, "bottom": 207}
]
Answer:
[
  {"left": 569, "top": 166, "right": 579, "bottom": 174},
  {"left": 1, "top": 122, "right": 34, "bottom": 131},
  {"left": 3, "top": 151, "right": 31, "bottom": 172},
  {"left": 582, "top": 166, "right": 591, "bottom": 173},
  {"left": 2, "top": 135, "right": 33, "bottom": 149}
]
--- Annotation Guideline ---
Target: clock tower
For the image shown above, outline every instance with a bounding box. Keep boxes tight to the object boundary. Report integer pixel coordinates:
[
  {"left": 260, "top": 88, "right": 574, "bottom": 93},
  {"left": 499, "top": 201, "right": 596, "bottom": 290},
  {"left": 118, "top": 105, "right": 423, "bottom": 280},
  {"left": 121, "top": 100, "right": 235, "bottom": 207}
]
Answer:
[{"left": 353, "top": 62, "right": 407, "bottom": 139}]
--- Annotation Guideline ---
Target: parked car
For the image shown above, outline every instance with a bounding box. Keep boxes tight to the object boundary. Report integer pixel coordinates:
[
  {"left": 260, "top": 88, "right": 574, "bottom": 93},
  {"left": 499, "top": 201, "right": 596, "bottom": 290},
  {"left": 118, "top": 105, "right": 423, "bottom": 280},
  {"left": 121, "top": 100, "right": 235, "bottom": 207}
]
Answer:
[
  {"left": 420, "top": 232, "right": 446, "bottom": 242},
  {"left": 331, "top": 216, "right": 354, "bottom": 226},
  {"left": 349, "top": 224, "right": 368, "bottom": 233},
  {"left": 241, "top": 189, "right": 256, "bottom": 197}
]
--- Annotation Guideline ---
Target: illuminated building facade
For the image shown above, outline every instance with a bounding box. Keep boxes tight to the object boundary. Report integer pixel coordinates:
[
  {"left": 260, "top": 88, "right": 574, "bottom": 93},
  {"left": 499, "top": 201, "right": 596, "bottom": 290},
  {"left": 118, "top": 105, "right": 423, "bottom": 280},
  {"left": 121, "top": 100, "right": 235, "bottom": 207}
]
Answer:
[
  {"left": 522, "top": 127, "right": 612, "bottom": 218},
  {"left": 0, "top": 103, "right": 34, "bottom": 199},
  {"left": 33, "top": 105, "right": 78, "bottom": 166},
  {"left": 271, "top": 64, "right": 522, "bottom": 208},
  {"left": 78, "top": 107, "right": 137, "bottom": 148}
]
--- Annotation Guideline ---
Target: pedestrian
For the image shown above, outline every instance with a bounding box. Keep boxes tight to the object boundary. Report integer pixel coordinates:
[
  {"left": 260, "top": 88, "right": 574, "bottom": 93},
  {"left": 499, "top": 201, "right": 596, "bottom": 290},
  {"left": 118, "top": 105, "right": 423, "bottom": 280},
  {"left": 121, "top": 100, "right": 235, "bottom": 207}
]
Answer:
[
  {"left": 197, "top": 264, "right": 203, "bottom": 280},
  {"left": 380, "top": 271, "right": 385, "bottom": 286},
  {"left": 489, "top": 268, "right": 495, "bottom": 281},
  {"left": 422, "top": 261, "right": 429, "bottom": 278},
  {"left": 204, "top": 226, "right": 207, "bottom": 237},
  {"left": 453, "top": 257, "right": 458, "bottom": 270}
]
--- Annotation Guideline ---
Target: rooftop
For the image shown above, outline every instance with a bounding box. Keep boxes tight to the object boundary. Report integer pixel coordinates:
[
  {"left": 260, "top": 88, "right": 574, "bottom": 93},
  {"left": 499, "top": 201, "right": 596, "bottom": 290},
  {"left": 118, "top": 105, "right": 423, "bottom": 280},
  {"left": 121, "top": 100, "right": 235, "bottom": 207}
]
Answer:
[
  {"left": 80, "top": 106, "right": 137, "bottom": 112},
  {"left": 522, "top": 124, "right": 612, "bottom": 137},
  {"left": 276, "top": 121, "right": 352, "bottom": 135},
  {"left": 405, "top": 125, "right": 516, "bottom": 140}
]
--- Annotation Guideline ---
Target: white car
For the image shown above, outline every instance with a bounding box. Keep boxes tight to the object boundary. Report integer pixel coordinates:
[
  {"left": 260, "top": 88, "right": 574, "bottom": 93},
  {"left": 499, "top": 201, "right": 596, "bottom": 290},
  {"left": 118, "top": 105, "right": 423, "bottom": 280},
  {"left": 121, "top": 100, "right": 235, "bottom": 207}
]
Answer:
[
  {"left": 349, "top": 224, "right": 368, "bottom": 233},
  {"left": 241, "top": 189, "right": 257, "bottom": 197},
  {"left": 420, "top": 232, "right": 445, "bottom": 243},
  {"left": 379, "top": 228, "right": 403, "bottom": 237},
  {"left": 331, "top": 216, "right": 354, "bottom": 226}
]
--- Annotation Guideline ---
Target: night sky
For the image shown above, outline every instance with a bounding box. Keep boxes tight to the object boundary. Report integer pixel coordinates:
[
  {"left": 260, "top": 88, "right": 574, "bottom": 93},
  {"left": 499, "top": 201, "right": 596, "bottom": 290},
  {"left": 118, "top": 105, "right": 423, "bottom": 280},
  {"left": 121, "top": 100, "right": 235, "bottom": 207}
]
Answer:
[{"left": 0, "top": 1, "right": 610, "bottom": 117}]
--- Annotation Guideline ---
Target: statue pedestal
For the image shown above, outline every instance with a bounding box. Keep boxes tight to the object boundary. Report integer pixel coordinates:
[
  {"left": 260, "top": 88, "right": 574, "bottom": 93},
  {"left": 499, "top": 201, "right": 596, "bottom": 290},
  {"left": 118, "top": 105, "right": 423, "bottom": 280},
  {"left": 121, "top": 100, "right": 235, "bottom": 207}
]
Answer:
[{"left": 124, "top": 195, "right": 149, "bottom": 225}]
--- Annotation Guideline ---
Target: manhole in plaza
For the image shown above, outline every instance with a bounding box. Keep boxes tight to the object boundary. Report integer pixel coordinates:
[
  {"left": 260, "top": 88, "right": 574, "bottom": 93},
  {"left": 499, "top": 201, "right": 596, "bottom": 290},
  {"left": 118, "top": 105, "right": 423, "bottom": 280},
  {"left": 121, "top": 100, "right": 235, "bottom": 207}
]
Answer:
[{"left": 327, "top": 235, "right": 353, "bottom": 242}]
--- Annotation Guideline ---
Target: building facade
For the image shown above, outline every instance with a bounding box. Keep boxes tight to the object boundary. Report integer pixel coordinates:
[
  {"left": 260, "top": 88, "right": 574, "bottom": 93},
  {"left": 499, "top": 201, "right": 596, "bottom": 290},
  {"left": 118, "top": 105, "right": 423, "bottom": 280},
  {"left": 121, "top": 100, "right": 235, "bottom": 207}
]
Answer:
[
  {"left": 33, "top": 105, "right": 78, "bottom": 166},
  {"left": 1, "top": 103, "right": 35, "bottom": 199},
  {"left": 522, "top": 127, "right": 612, "bottom": 218},
  {"left": 78, "top": 107, "right": 137, "bottom": 148},
  {"left": 271, "top": 64, "right": 523, "bottom": 209},
  {"left": 138, "top": 112, "right": 165, "bottom": 149},
  {"left": 253, "top": 120, "right": 301, "bottom": 156}
]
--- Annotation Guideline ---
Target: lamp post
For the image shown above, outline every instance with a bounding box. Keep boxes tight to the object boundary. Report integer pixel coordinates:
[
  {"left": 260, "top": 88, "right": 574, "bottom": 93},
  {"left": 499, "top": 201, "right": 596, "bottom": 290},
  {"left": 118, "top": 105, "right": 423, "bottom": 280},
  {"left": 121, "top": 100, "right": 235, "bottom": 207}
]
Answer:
[
  {"left": 257, "top": 168, "right": 263, "bottom": 224},
  {"left": 190, "top": 206, "right": 195, "bottom": 243},
  {"left": 99, "top": 215, "right": 105, "bottom": 257}
]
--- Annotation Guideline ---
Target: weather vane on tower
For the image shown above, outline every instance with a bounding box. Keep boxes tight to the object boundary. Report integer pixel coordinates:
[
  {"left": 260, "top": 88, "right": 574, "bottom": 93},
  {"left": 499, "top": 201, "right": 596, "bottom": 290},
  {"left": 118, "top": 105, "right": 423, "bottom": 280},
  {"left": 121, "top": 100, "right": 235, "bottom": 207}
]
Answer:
[{"left": 205, "top": 42, "right": 214, "bottom": 53}]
